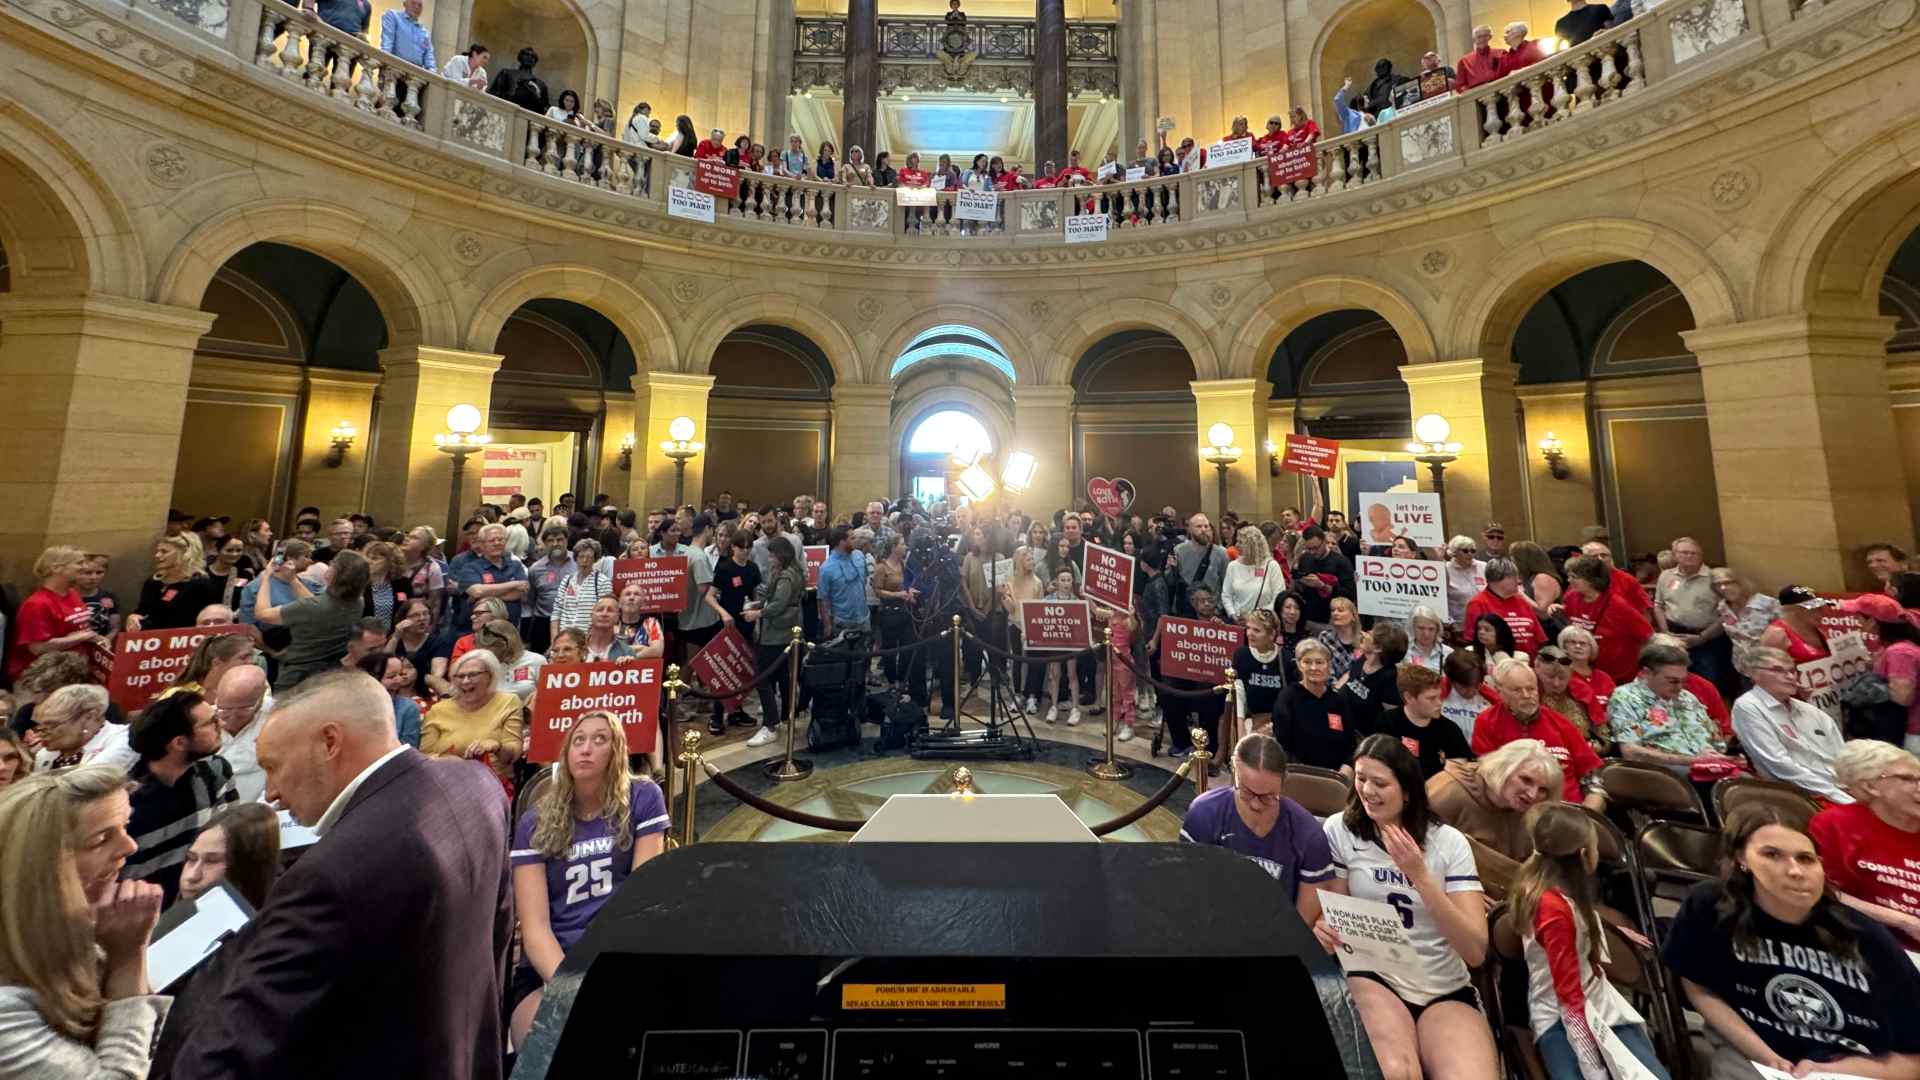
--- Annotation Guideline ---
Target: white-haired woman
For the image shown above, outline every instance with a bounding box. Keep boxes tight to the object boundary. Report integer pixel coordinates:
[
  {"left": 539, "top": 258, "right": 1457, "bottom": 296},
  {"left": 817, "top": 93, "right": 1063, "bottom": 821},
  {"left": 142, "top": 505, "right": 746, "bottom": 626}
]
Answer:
[
  {"left": 7, "top": 546, "right": 101, "bottom": 683},
  {"left": 1425, "top": 737, "right": 1565, "bottom": 898},
  {"left": 1221, "top": 525, "right": 1287, "bottom": 622},
  {"left": 0, "top": 764, "right": 167, "bottom": 1079},
  {"left": 420, "top": 649, "right": 523, "bottom": 779},
  {"left": 1443, "top": 535, "right": 1485, "bottom": 629},
  {"left": 1405, "top": 606, "right": 1452, "bottom": 671},
  {"left": 508, "top": 711, "right": 667, "bottom": 1047},
  {"left": 1810, "top": 740, "right": 1920, "bottom": 948},
  {"left": 30, "top": 685, "right": 131, "bottom": 774}
]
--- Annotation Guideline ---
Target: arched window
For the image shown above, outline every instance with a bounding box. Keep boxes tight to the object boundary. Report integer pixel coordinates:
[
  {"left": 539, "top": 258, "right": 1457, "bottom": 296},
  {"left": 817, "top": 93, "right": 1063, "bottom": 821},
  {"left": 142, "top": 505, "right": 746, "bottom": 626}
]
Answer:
[
  {"left": 889, "top": 324, "right": 1016, "bottom": 382},
  {"left": 906, "top": 410, "right": 993, "bottom": 460}
]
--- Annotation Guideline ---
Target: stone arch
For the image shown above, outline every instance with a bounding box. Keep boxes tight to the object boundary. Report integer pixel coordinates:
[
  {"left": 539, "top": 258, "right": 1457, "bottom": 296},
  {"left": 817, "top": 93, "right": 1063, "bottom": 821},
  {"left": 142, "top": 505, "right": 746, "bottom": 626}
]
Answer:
[
  {"left": 1309, "top": 0, "right": 1451, "bottom": 116},
  {"left": 1449, "top": 218, "right": 1739, "bottom": 362},
  {"left": 1230, "top": 274, "right": 1440, "bottom": 377},
  {"left": 683, "top": 290, "right": 862, "bottom": 386},
  {"left": 465, "top": 265, "right": 677, "bottom": 373},
  {"left": 1753, "top": 125, "right": 1920, "bottom": 320},
  {"left": 871, "top": 304, "right": 1039, "bottom": 385},
  {"left": 0, "top": 104, "right": 144, "bottom": 299},
  {"left": 1042, "top": 298, "right": 1224, "bottom": 384},
  {"left": 461, "top": 0, "right": 610, "bottom": 107},
  {"left": 155, "top": 201, "right": 456, "bottom": 349}
]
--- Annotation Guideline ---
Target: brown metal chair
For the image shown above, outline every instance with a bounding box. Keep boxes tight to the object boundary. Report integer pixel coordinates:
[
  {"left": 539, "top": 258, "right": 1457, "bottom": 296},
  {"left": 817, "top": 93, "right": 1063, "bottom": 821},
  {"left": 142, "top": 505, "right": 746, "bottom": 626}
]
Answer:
[
  {"left": 512, "top": 761, "right": 554, "bottom": 826},
  {"left": 1634, "top": 819, "right": 1723, "bottom": 888},
  {"left": 1488, "top": 905, "right": 1550, "bottom": 1080},
  {"left": 1283, "top": 764, "right": 1352, "bottom": 819},
  {"left": 1712, "top": 776, "right": 1820, "bottom": 827},
  {"left": 1600, "top": 759, "right": 1707, "bottom": 826}
]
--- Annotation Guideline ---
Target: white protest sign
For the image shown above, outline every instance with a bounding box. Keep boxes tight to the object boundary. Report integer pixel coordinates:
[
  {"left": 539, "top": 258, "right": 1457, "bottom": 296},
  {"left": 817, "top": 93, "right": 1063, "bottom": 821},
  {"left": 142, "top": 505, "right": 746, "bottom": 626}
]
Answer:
[
  {"left": 1125, "top": 165, "right": 1148, "bottom": 181},
  {"left": 1796, "top": 639, "right": 1874, "bottom": 723},
  {"left": 1319, "top": 891, "right": 1423, "bottom": 986},
  {"left": 667, "top": 185, "right": 715, "bottom": 223},
  {"left": 1096, "top": 160, "right": 1120, "bottom": 181},
  {"left": 1064, "top": 213, "right": 1109, "bottom": 243},
  {"left": 1357, "top": 491, "right": 1445, "bottom": 548},
  {"left": 1355, "top": 555, "right": 1447, "bottom": 621},
  {"left": 1207, "top": 137, "right": 1254, "bottom": 167},
  {"left": 896, "top": 185, "right": 936, "bottom": 206},
  {"left": 955, "top": 189, "right": 998, "bottom": 221}
]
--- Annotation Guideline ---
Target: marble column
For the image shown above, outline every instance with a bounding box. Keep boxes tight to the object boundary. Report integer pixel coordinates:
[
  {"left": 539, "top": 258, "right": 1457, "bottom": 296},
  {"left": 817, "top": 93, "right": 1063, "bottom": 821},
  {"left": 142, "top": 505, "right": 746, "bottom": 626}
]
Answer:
[
  {"left": 365, "top": 345, "right": 504, "bottom": 533},
  {"left": 1398, "top": 359, "right": 1526, "bottom": 543},
  {"left": 842, "top": 0, "right": 879, "bottom": 159},
  {"left": 1034, "top": 0, "right": 1069, "bottom": 171},
  {"left": 1685, "top": 313, "right": 1913, "bottom": 592},
  {"left": 0, "top": 294, "right": 216, "bottom": 600}
]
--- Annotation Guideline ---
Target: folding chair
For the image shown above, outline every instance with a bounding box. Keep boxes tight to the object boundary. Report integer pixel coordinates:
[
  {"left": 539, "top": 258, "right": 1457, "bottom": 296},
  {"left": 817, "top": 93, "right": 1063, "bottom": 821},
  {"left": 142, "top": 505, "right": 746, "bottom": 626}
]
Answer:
[
  {"left": 1711, "top": 776, "right": 1819, "bottom": 827},
  {"left": 1487, "top": 905, "right": 1549, "bottom": 1080},
  {"left": 512, "top": 762, "right": 554, "bottom": 825},
  {"left": 1283, "top": 764, "right": 1351, "bottom": 818},
  {"left": 1601, "top": 759, "right": 1708, "bottom": 832}
]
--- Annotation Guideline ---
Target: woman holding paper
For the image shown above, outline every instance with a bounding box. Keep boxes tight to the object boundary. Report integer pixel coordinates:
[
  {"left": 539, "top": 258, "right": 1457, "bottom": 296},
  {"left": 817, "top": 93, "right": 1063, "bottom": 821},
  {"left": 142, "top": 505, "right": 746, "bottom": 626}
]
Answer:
[
  {"left": 1510, "top": 803, "right": 1668, "bottom": 1080},
  {"left": 0, "top": 764, "right": 168, "bottom": 1080},
  {"left": 1315, "top": 735, "right": 1496, "bottom": 1080},
  {"left": 1663, "top": 805, "right": 1920, "bottom": 1079}
]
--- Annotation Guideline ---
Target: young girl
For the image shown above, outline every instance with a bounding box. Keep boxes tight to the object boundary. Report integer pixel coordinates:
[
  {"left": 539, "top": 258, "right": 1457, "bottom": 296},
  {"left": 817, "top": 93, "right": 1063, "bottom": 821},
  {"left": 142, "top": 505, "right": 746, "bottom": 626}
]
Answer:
[
  {"left": 1095, "top": 597, "right": 1140, "bottom": 741},
  {"left": 1510, "top": 802, "right": 1670, "bottom": 1080},
  {"left": 1316, "top": 735, "right": 1497, "bottom": 1080},
  {"left": 1471, "top": 612, "right": 1519, "bottom": 668},
  {"left": 1233, "top": 609, "right": 1287, "bottom": 735},
  {"left": 1040, "top": 569, "right": 1081, "bottom": 726}
]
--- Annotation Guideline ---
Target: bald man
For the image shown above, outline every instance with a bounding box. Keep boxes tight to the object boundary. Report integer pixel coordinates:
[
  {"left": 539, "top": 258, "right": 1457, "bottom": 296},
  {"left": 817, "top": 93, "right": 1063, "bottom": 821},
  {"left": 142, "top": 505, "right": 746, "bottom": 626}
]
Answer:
[
  {"left": 175, "top": 671, "right": 512, "bottom": 1080},
  {"left": 212, "top": 664, "right": 273, "bottom": 802}
]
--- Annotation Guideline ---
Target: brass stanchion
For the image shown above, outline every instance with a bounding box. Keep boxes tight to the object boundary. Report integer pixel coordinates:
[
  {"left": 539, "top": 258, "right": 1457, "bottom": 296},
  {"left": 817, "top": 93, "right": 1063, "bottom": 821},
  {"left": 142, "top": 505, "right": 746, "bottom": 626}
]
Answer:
[
  {"left": 1218, "top": 664, "right": 1241, "bottom": 761},
  {"left": 949, "top": 765, "right": 975, "bottom": 794},
  {"left": 763, "top": 625, "right": 814, "bottom": 781},
  {"left": 661, "top": 663, "right": 684, "bottom": 849},
  {"left": 677, "top": 729, "right": 702, "bottom": 847},
  {"left": 949, "top": 613, "right": 963, "bottom": 721},
  {"left": 1088, "top": 624, "right": 1132, "bottom": 781},
  {"left": 1189, "top": 728, "right": 1213, "bottom": 794}
]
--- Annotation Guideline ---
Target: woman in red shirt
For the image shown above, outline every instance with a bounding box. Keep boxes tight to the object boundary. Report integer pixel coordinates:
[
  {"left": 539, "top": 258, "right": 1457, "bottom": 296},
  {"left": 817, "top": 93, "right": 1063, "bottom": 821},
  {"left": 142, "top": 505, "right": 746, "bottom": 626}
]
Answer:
[
  {"left": 1555, "top": 624, "right": 1616, "bottom": 711},
  {"left": 1463, "top": 559, "right": 1546, "bottom": 659},
  {"left": 8, "top": 545, "right": 101, "bottom": 680},
  {"left": 1560, "top": 555, "right": 1652, "bottom": 685},
  {"left": 1811, "top": 740, "right": 1920, "bottom": 948},
  {"left": 1286, "top": 106, "right": 1322, "bottom": 145}
]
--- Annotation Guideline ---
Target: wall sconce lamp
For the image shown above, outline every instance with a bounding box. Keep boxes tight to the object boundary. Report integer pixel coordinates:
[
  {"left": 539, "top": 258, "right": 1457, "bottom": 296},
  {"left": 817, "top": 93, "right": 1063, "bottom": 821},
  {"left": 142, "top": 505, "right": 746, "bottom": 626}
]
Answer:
[
  {"left": 617, "top": 432, "right": 636, "bottom": 471},
  {"left": 1265, "top": 438, "right": 1282, "bottom": 477},
  {"left": 1538, "top": 432, "right": 1570, "bottom": 480},
  {"left": 324, "top": 420, "right": 358, "bottom": 468}
]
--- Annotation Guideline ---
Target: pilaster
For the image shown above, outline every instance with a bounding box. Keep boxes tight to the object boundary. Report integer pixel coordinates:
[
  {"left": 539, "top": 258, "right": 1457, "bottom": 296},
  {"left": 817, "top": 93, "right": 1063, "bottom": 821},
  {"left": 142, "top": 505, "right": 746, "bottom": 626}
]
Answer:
[
  {"left": 828, "top": 383, "right": 895, "bottom": 508},
  {"left": 1398, "top": 359, "right": 1526, "bottom": 542},
  {"left": 636, "top": 372, "right": 718, "bottom": 511},
  {"left": 365, "top": 345, "right": 504, "bottom": 531},
  {"left": 1190, "top": 377, "right": 1273, "bottom": 519}
]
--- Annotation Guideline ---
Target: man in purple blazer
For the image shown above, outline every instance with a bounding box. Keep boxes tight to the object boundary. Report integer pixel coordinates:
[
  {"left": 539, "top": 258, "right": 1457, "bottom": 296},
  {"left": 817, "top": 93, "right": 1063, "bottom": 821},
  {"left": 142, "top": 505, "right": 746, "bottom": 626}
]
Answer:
[{"left": 173, "top": 671, "right": 513, "bottom": 1080}]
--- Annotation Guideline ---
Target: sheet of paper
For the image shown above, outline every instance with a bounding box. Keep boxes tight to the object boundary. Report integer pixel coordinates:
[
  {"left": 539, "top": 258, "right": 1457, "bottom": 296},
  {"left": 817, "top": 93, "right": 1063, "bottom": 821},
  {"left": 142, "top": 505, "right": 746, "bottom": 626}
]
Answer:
[
  {"left": 1752, "top": 1064, "right": 1872, "bottom": 1080},
  {"left": 278, "top": 807, "right": 320, "bottom": 850},
  {"left": 147, "top": 883, "right": 252, "bottom": 990},
  {"left": 1317, "top": 891, "right": 1420, "bottom": 984}
]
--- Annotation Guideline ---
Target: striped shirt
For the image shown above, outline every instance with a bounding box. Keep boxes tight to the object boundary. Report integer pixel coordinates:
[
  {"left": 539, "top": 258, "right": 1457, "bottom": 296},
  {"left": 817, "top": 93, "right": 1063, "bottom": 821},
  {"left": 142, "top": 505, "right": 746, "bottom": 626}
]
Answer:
[
  {"left": 551, "top": 570, "right": 614, "bottom": 633},
  {"left": 124, "top": 755, "right": 237, "bottom": 903}
]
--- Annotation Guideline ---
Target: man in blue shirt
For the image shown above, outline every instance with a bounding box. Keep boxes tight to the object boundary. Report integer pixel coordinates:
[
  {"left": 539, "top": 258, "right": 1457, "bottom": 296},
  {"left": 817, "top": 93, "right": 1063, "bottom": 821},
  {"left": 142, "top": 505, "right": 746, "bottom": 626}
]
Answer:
[
  {"left": 305, "top": 0, "right": 371, "bottom": 37},
  {"left": 380, "top": 0, "right": 436, "bottom": 70},
  {"left": 816, "top": 525, "right": 870, "bottom": 642},
  {"left": 447, "top": 522, "right": 529, "bottom": 626}
]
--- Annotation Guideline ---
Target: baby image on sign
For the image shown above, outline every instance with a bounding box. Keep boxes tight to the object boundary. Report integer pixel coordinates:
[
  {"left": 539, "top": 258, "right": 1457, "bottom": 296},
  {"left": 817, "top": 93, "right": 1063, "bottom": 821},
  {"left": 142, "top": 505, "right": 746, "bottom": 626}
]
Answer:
[{"left": 1356, "top": 492, "right": 1445, "bottom": 548}]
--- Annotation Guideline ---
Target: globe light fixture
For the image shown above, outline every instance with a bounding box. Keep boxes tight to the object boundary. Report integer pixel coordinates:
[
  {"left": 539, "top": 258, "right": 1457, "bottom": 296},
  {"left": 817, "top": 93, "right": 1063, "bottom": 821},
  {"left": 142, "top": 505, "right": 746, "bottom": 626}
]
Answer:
[
  {"left": 1200, "top": 423, "right": 1242, "bottom": 515},
  {"left": 1406, "top": 412, "right": 1462, "bottom": 534},
  {"left": 659, "top": 416, "right": 704, "bottom": 506},
  {"left": 434, "top": 403, "right": 492, "bottom": 545}
]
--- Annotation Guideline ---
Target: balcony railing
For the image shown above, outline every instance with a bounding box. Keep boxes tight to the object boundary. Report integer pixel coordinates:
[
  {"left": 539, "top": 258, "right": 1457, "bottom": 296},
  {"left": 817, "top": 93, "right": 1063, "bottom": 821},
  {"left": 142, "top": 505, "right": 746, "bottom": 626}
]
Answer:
[{"left": 1, "top": 0, "right": 1855, "bottom": 255}]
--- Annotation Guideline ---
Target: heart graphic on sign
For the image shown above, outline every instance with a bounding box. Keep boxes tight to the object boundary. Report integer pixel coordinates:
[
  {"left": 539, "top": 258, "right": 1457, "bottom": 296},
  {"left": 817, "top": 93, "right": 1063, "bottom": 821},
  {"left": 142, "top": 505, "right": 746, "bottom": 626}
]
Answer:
[{"left": 1087, "top": 476, "right": 1137, "bottom": 517}]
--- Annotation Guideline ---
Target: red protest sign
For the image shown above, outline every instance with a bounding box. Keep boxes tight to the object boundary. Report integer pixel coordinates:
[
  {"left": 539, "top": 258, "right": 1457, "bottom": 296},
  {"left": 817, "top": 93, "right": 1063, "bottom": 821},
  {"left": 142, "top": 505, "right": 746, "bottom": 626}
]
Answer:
[
  {"left": 107, "top": 625, "right": 251, "bottom": 712},
  {"left": 1266, "top": 142, "right": 1319, "bottom": 185},
  {"left": 1814, "top": 593, "right": 1880, "bottom": 651},
  {"left": 803, "top": 545, "right": 829, "bottom": 589},
  {"left": 688, "top": 623, "right": 755, "bottom": 708},
  {"left": 1280, "top": 432, "right": 1339, "bottom": 478},
  {"left": 612, "top": 557, "right": 688, "bottom": 613},
  {"left": 694, "top": 158, "right": 740, "bottom": 199},
  {"left": 1087, "top": 476, "right": 1134, "bottom": 517},
  {"left": 1019, "top": 599, "right": 1094, "bottom": 651},
  {"left": 1082, "top": 543, "right": 1135, "bottom": 612},
  {"left": 527, "top": 659, "right": 664, "bottom": 763},
  {"left": 1156, "top": 616, "right": 1244, "bottom": 683}
]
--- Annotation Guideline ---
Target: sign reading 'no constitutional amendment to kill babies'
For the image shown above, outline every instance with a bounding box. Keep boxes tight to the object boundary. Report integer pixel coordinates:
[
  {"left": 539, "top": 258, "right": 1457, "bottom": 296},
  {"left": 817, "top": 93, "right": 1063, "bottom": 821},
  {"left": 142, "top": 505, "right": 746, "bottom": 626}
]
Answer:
[
  {"left": 109, "top": 625, "right": 250, "bottom": 713},
  {"left": 1020, "top": 599, "right": 1094, "bottom": 651},
  {"left": 1279, "top": 433, "right": 1339, "bottom": 478},
  {"left": 612, "top": 557, "right": 688, "bottom": 613},
  {"left": 528, "top": 660, "right": 663, "bottom": 762},
  {"left": 1356, "top": 556, "right": 1447, "bottom": 621},
  {"left": 1157, "top": 616, "right": 1244, "bottom": 683}
]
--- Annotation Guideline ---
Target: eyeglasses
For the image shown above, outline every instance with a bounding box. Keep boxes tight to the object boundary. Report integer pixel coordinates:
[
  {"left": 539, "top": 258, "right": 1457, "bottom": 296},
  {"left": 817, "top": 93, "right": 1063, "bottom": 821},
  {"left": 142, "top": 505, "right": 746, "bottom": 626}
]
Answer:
[
  {"left": 1873, "top": 772, "right": 1920, "bottom": 787},
  {"left": 1537, "top": 655, "right": 1572, "bottom": 667},
  {"left": 211, "top": 703, "right": 261, "bottom": 717},
  {"left": 1236, "top": 786, "right": 1283, "bottom": 809}
]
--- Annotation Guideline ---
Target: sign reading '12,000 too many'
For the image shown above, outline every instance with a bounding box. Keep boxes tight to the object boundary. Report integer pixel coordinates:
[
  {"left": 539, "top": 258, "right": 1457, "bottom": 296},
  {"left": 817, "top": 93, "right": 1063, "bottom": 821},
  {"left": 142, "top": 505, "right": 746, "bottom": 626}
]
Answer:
[
  {"left": 1355, "top": 556, "right": 1446, "bottom": 621},
  {"left": 1156, "top": 616, "right": 1244, "bottom": 683}
]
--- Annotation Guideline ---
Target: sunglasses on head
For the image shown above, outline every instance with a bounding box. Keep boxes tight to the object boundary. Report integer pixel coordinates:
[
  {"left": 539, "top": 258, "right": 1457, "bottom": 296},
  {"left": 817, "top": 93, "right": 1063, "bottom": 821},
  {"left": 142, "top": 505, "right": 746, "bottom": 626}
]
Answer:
[{"left": 1539, "top": 654, "right": 1572, "bottom": 666}]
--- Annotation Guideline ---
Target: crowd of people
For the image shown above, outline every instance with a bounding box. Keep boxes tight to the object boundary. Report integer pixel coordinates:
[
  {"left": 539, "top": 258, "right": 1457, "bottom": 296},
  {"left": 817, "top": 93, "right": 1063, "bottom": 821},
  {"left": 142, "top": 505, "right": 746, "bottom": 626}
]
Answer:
[{"left": 1, "top": 480, "right": 1918, "bottom": 1080}]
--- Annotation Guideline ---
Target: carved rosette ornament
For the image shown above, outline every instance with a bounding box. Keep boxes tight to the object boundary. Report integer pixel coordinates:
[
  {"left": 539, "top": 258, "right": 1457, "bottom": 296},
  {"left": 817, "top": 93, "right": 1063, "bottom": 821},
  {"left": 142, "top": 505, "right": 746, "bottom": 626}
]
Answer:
[
  {"left": 1419, "top": 248, "right": 1452, "bottom": 277},
  {"left": 1709, "top": 166, "right": 1755, "bottom": 210},
  {"left": 144, "top": 143, "right": 191, "bottom": 187},
  {"left": 672, "top": 277, "right": 702, "bottom": 306},
  {"left": 451, "top": 233, "right": 485, "bottom": 265}
]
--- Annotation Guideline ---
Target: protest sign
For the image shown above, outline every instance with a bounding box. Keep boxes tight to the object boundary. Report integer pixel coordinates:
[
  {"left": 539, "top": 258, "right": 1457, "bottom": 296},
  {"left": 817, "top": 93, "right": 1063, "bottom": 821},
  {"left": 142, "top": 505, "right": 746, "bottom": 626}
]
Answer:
[
  {"left": 1356, "top": 491, "right": 1445, "bottom": 548},
  {"left": 1392, "top": 81, "right": 1424, "bottom": 110},
  {"left": 1207, "top": 137, "right": 1254, "bottom": 167},
  {"left": 803, "top": 545, "right": 828, "bottom": 588},
  {"left": 527, "top": 659, "right": 663, "bottom": 762},
  {"left": 1356, "top": 555, "right": 1448, "bottom": 621},
  {"left": 667, "top": 186, "right": 715, "bottom": 223},
  {"left": 1095, "top": 160, "right": 1120, "bottom": 181},
  {"left": 1082, "top": 543, "right": 1136, "bottom": 612},
  {"left": 1125, "top": 165, "right": 1148, "bottom": 181},
  {"left": 108, "top": 625, "right": 250, "bottom": 712},
  {"left": 955, "top": 189, "right": 998, "bottom": 221},
  {"left": 1319, "top": 891, "right": 1423, "bottom": 985},
  {"left": 1065, "top": 214, "right": 1109, "bottom": 243},
  {"left": 1087, "top": 476, "right": 1135, "bottom": 516},
  {"left": 1157, "top": 616, "right": 1243, "bottom": 683},
  {"left": 1418, "top": 69, "right": 1451, "bottom": 98},
  {"left": 1266, "top": 141, "right": 1320, "bottom": 185},
  {"left": 1020, "top": 600, "right": 1094, "bottom": 651},
  {"left": 694, "top": 158, "right": 740, "bottom": 199},
  {"left": 896, "top": 185, "right": 936, "bottom": 206},
  {"left": 689, "top": 623, "right": 755, "bottom": 709},
  {"left": 1797, "top": 639, "right": 1875, "bottom": 722},
  {"left": 1402, "top": 90, "right": 1453, "bottom": 115},
  {"left": 1280, "top": 432, "right": 1339, "bottom": 477},
  {"left": 1814, "top": 594, "right": 1879, "bottom": 652},
  {"left": 612, "top": 556, "right": 688, "bottom": 612}
]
